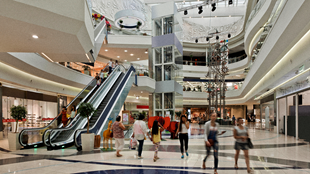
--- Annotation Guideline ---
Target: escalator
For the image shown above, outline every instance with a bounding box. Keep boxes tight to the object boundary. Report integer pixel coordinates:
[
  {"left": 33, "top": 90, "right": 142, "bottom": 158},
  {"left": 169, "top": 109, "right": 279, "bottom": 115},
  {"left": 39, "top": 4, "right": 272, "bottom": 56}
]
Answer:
[
  {"left": 74, "top": 65, "right": 135, "bottom": 151},
  {"left": 18, "top": 66, "right": 108, "bottom": 149},
  {"left": 45, "top": 65, "right": 135, "bottom": 150}
]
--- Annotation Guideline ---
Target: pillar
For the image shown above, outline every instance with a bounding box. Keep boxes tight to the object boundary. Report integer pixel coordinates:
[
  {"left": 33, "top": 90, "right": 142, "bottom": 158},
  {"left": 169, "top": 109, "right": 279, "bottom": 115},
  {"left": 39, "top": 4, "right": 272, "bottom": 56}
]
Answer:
[
  {"left": 295, "top": 93, "right": 298, "bottom": 140},
  {"left": 285, "top": 96, "right": 288, "bottom": 136},
  {"left": 0, "top": 84, "right": 3, "bottom": 139}
]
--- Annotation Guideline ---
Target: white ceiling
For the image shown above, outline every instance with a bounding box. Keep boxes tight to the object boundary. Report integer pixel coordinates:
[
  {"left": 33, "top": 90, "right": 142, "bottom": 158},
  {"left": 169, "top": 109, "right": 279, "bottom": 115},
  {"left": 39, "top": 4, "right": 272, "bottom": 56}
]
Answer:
[{"left": 98, "top": 47, "right": 149, "bottom": 62}]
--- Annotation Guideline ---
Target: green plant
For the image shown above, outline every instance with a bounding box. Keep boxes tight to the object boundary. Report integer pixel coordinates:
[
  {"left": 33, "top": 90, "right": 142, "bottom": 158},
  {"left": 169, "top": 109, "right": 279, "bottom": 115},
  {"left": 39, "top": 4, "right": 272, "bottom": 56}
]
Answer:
[
  {"left": 175, "top": 111, "right": 182, "bottom": 118},
  {"left": 137, "top": 21, "right": 142, "bottom": 26},
  {"left": 119, "top": 20, "right": 123, "bottom": 24},
  {"left": 77, "top": 103, "right": 96, "bottom": 134},
  {"left": 120, "top": 24, "right": 124, "bottom": 29},
  {"left": 10, "top": 105, "right": 27, "bottom": 133}
]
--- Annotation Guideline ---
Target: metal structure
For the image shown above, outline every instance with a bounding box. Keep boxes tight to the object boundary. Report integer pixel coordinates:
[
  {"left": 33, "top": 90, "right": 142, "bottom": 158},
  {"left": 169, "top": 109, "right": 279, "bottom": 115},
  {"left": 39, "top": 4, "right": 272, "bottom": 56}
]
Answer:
[{"left": 205, "top": 40, "right": 229, "bottom": 119}]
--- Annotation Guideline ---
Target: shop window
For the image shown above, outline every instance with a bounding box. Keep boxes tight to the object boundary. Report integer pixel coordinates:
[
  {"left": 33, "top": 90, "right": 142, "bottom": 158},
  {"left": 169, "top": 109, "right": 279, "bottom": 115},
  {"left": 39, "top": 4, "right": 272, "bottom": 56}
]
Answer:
[
  {"left": 154, "top": 19, "right": 162, "bottom": 36},
  {"left": 155, "top": 66, "right": 162, "bottom": 81},
  {"left": 163, "top": 16, "right": 173, "bottom": 35},
  {"left": 164, "top": 65, "right": 172, "bottom": 80},
  {"left": 164, "top": 93, "right": 173, "bottom": 109},
  {"left": 155, "top": 48, "right": 162, "bottom": 64},
  {"left": 164, "top": 46, "right": 173, "bottom": 63},
  {"left": 155, "top": 93, "right": 162, "bottom": 110}
]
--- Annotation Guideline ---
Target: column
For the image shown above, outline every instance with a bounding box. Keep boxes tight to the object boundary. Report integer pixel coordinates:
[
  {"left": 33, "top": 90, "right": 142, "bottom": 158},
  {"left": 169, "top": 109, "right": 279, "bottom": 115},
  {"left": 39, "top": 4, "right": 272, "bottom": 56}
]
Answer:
[
  {"left": 0, "top": 84, "right": 3, "bottom": 139},
  {"left": 295, "top": 93, "right": 298, "bottom": 140},
  {"left": 285, "top": 96, "right": 288, "bottom": 136},
  {"left": 276, "top": 99, "right": 279, "bottom": 134},
  {"left": 260, "top": 101, "right": 263, "bottom": 129}
]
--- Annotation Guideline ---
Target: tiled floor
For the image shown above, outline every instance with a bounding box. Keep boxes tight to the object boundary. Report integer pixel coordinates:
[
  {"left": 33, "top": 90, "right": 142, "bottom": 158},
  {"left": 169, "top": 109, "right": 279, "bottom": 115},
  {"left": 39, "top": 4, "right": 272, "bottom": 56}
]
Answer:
[{"left": 0, "top": 126, "right": 310, "bottom": 174}]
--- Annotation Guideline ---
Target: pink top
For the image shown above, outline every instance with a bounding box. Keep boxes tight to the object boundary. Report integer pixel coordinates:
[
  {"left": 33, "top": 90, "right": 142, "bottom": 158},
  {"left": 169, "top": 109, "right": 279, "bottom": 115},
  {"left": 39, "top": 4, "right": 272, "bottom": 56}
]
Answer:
[{"left": 112, "top": 122, "right": 124, "bottom": 138}]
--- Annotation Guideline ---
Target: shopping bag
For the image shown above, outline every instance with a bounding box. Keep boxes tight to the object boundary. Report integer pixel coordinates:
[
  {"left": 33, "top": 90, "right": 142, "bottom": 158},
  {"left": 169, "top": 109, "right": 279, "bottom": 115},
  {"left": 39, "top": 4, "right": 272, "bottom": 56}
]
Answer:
[{"left": 129, "top": 137, "right": 137, "bottom": 150}]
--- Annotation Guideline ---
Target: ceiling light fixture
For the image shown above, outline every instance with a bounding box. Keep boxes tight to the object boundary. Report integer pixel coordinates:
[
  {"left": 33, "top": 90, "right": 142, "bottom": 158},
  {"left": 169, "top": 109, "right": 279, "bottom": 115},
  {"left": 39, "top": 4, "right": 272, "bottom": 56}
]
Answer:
[
  {"left": 124, "top": 60, "right": 127, "bottom": 62},
  {"left": 206, "top": 37, "right": 209, "bottom": 41},
  {"left": 32, "top": 35, "right": 39, "bottom": 39},
  {"left": 184, "top": 10, "right": 188, "bottom": 15},
  {"left": 136, "top": 96, "right": 139, "bottom": 99},
  {"left": 195, "top": 39, "right": 198, "bottom": 43},
  {"left": 117, "top": 56, "right": 120, "bottom": 58},
  {"left": 141, "top": 91, "right": 143, "bottom": 93},
  {"left": 41, "top": 52, "right": 53, "bottom": 62},
  {"left": 105, "top": 49, "right": 108, "bottom": 52},
  {"left": 124, "top": 50, "right": 128, "bottom": 52},
  {"left": 145, "top": 51, "right": 148, "bottom": 54},
  {"left": 137, "top": 58, "right": 140, "bottom": 60},
  {"left": 229, "top": 0, "right": 233, "bottom": 5},
  {"left": 198, "top": 6, "right": 203, "bottom": 14},
  {"left": 216, "top": 35, "right": 219, "bottom": 40},
  {"left": 85, "top": 54, "right": 91, "bottom": 62},
  {"left": 130, "top": 54, "right": 134, "bottom": 56},
  {"left": 228, "top": 33, "right": 231, "bottom": 38}
]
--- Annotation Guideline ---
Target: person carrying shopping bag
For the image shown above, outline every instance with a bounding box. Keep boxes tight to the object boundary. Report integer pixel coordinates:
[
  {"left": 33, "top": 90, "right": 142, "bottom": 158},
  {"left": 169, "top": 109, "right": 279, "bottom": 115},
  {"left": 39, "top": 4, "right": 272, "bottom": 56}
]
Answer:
[
  {"left": 202, "top": 112, "right": 226, "bottom": 174},
  {"left": 133, "top": 113, "right": 149, "bottom": 159}
]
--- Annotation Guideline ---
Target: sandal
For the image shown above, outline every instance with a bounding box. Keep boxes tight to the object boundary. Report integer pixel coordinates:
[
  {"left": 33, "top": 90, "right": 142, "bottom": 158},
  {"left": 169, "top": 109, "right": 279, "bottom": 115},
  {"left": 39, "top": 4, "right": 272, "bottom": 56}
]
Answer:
[
  {"left": 234, "top": 164, "right": 239, "bottom": 169},
  {"left": 156, "top": 157, "right": 160, "bottom": 160},
  {"left": 116, "top": 154, "right": 122, "bottom": 157},
  {"left": 153, "top": 158, "right": 157, "bottom": 162}
]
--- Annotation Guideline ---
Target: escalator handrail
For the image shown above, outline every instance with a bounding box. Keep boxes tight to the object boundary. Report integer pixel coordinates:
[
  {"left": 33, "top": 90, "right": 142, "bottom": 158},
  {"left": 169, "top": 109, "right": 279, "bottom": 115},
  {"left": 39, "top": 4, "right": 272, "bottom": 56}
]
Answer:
[
  {"left": 45, "top": 65, "right": 122, "bottom": 147},
  {"left": 19, "top": 79, "right": 96, "bottom": 147},
  {"left": 74, "top": 66, "right": 135, "bottom": 149}
]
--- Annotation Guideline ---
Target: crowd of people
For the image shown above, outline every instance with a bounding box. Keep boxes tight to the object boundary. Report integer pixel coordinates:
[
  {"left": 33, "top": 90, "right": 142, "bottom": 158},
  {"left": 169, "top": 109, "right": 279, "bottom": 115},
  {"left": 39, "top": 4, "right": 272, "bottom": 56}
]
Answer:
[{"left": 110, "top": 112, "right": 253, "bottom": 174}]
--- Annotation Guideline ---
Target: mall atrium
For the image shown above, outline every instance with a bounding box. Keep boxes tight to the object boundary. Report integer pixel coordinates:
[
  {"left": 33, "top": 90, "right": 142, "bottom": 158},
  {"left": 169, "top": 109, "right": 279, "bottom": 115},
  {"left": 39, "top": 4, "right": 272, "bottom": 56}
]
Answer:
[{"left": 0, "top": 0, "right": 310, "bottom": 173}]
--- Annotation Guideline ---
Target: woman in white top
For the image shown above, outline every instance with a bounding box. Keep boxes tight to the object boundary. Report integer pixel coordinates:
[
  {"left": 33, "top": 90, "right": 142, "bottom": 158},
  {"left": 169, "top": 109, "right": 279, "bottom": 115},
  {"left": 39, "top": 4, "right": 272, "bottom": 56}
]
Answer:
[
  {"left": 133, "top": 113, "right": 149, "bottom": 159},
  {"left": 175, "top": 115, "right": 189, "bottom": 159},
  {"left": 69, "top": 105, "right": 77, "bottom": 123}
]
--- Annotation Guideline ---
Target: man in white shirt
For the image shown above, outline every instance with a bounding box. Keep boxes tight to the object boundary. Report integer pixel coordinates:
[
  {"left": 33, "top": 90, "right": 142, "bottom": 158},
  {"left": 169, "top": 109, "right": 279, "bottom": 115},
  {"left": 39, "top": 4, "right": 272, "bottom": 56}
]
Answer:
[
  {"left": 132, "top": 114, "right": 149, "bottom": 159},
  {"left": 108, "top": 59, "right": 113, "bottom": 74}
]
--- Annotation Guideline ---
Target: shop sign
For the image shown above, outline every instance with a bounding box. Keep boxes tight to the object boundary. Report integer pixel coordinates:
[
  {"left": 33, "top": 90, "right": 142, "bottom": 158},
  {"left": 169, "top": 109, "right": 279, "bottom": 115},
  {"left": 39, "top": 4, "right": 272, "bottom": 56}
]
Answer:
[
  {"left": 2, "top": 119, "right": 27, "bottom": 122},
  {"left": 42, "top": 118, "right": 54, "bottom": 121},
  {"left": 137, "top": 105, "right": 149, "bottom": 109}
]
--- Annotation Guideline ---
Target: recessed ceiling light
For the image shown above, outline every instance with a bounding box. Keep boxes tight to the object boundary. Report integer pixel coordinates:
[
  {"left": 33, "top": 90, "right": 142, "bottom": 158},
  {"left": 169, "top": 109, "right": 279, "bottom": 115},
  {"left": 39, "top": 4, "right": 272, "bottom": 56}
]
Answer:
[
  {"left": 141, "top": 91, "right": 143, "bottom": 93},
  {"left": 124, "top": 50, "right": 128, "bottom": 52},
  {"left": 229, "top": 15, "right": 231, "bottom": 17},
  {"left": 137, "top": 58, "right": 140, "bottom": 60},
  {"left": 236, "top": 75, "right": 241, "bottom": 77},
  {"left": 117, "top": 56, "right": 120, "bottom": 58},
  {"left": 124, "top": 60, "right": 127, "bottom": 62},
  {"left": 215, "top": 16, "right": 217, "bottom": 18},
  {"left": 145, "top": 51, "right": 148, "bottom": 54},
  {"left": 105, "top": 49, "right": 108, "bottom": 52},
  {"left": 136, "top": 96, "right": 139, "bottom": 99},
  {"left": 130, "top": 54, "right": 134, "bottom": 56},
  {"left": 189, "top": 16, "right": 191, "bottom": 18},
  {"left": 32, "top": 35, "right": 39, "bottom": 39}
]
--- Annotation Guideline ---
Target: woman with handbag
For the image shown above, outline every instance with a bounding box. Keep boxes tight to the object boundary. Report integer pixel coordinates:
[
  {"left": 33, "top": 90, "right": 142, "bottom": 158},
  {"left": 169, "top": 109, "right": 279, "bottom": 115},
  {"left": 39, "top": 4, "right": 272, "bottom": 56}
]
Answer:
[
  {"left": 233, "top": 117, "right": 253, "bottom": 173},
  {"left": 202, "top": 112, "right": 226, "bottom": 174},
  {"left": 112, "top": 116, "right": 126, "bottom": 157},
  {"left": 133, "top": 113, "right": 149, "bottom": 159},
  {"left": 175, "top": 115, "right": 190, "bottom": 159}
]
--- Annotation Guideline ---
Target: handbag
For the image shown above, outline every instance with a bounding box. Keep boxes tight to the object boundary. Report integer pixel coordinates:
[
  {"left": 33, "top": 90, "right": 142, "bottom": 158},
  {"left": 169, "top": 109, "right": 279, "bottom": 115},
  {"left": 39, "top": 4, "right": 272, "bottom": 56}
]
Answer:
[{"left": 247, "top": 138, "right": 253, "bottom": 149}]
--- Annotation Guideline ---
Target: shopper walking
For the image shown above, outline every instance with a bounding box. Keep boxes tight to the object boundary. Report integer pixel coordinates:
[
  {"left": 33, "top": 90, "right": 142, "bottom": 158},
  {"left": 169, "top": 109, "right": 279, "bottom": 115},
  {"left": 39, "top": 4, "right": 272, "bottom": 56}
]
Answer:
[
  {"left": 202, "top": 112, "right": 226, "bottom": 174},
  {"left": 234, "top": 117, "right": 253, "bottom": 173},
  {"left": 112, "top": 116, "right": 126, "bottom": 157},
  {"left": 232, "top": 115, "right": 236, "bottom": 126},
  {"left": 175, "top": 115, "right": 189, "bottom": 159},
  {"left": 133, "top": 113, "right": 149, "bottom": 159},
  {"left": 150, "top": 120, "right": 164, "bottom": 162}
]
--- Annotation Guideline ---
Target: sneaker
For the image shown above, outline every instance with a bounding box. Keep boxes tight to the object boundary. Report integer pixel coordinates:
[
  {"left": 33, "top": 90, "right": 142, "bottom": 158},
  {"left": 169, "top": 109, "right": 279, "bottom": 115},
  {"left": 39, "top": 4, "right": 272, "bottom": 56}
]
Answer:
[
  {"left": 181, "top": 155, "right": 184, "bottom": 159},
  {"left": 186, "top": 152, "right": 189, "bottom": 156}
]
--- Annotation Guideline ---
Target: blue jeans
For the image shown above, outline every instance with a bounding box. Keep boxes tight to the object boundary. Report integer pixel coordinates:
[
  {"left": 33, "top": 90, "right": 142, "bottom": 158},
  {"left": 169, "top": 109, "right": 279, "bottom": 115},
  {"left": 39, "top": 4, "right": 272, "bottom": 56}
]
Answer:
[{"left": 203, "top": 141, "right": 219, "bottom": 169}]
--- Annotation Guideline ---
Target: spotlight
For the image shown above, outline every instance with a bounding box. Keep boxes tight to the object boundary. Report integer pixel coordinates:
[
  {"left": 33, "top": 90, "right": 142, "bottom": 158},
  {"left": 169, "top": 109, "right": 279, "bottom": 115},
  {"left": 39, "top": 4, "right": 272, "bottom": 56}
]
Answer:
[
  {"left": 228, "top": 33, "right": 231, "bottom": 38},
  {"left": 211, "top": 3, "right": 216, "bottom": 12},
  {"left": 198, "top": 6, "right": 203, "bottom": 14},
  {"left": 229, "top": 0, "right": 233, "bottom": 5},
  {"left": 184, "top": 10, "right": 188, "bottom": 15},
  {"left": 216, "top": 35, "right": 219, "bottom": 40},
  {"left": 195, "top": 39, "right": 198, "bottom": 43},
  {"left": 206, "top": 37, "right": 209, "bottom": 41}
]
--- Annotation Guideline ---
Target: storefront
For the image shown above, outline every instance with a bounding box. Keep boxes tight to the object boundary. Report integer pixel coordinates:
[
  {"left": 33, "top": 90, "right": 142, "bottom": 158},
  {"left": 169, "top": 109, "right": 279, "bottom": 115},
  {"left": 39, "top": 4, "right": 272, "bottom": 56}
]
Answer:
[{"left": 1, "top": 86, "right": 57, "bottom": 136}]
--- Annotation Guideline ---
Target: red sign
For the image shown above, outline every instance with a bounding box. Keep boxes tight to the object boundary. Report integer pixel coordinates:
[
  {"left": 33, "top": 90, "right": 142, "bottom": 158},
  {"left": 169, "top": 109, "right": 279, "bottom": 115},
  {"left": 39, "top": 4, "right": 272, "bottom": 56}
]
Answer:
[
  {"left": 42, "top": 118, "right": 54, "bottom": 121},
  {"left": 136, "top": 105, "right": 149, "bottom": 109},
  {"left": 2, "top": 119, "right": 27, "bottom": 123}
]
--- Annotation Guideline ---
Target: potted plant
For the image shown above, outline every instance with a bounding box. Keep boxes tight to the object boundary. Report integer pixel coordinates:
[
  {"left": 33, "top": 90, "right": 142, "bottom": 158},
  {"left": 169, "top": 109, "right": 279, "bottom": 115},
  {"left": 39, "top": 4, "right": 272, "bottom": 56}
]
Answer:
[
  {"left": 77, "top": 102, "right": 96, "bottom": 151},
  {"left": 9, "top": 105, "right": 27, "bottom": 150},
  {"left": 82, "top": 65, "right": 90, "bottom": 76},
  {"left": 119, "top": 20, "right": 124, "bottom": 34}
]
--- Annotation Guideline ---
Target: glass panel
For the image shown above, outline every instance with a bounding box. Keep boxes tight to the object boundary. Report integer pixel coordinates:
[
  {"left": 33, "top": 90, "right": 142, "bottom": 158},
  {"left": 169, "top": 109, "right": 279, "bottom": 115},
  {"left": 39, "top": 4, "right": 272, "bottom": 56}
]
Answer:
[
  {"left": 155, "top": 111, "right": 162, "bottom": 116},
  {"left": 155, "top": 48, "right": 162, "bottom": 64},
  {"left": 155, "top": 66, "right": 162, "bottom": 81},
  {"left": 154, "top": 19, "right": 162, "bottom": 36},
  {"left": 164, "top": 93, "right": 173, "bottom": 109},
  {"left": 163, "top": 16, "right": 173, "bottom": 35},
  {"left": 164, "top": 46, "right": 173, "bottom": 63},
  {"left": 155, "top": 93, "right": 162, "bottom": 110},
  {"left": 164, "top": 65, "right": 172, "bottom": 81}
]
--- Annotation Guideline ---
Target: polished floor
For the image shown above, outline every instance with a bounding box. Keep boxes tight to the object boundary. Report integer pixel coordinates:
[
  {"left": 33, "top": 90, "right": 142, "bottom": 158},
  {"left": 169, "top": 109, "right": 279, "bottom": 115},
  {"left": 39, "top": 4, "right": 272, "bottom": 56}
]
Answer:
[{"left": 0, "top": 125, "right": 310, "bottom": 174}]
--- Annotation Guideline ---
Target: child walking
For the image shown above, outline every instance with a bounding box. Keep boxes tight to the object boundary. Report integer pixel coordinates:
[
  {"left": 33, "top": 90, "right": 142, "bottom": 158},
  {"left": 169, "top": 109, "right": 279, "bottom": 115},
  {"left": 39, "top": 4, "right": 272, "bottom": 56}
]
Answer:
[{"left": 149, "top": 120, "right": 164, "bottom": 162}]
